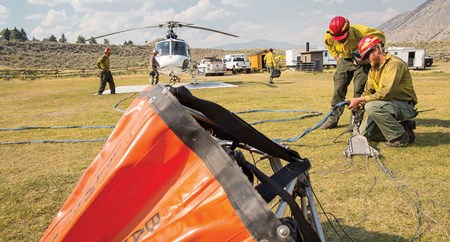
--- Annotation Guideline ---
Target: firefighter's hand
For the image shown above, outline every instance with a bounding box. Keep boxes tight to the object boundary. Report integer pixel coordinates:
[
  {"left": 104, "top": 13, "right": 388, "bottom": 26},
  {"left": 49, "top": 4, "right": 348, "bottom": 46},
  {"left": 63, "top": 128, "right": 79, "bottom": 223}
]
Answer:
[{"left": 347, "top": 97, "right": 365, "bottom": 110}]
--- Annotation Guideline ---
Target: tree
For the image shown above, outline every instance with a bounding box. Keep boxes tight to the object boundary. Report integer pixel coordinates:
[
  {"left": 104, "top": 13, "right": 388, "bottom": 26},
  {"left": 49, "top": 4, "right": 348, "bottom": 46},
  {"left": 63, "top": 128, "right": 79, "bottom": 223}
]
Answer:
[
  {"left": 127, "top": 40, "right": 133, "bottom": 45},
  {"left": 103, "top": 38, "right": 109, "bottom": 45},
  {"left": 20, "top": 28, "right": 28, "bottom": 41},
  {"left": 59, "top": 34, "right": 67, "bottom": 43},
  {"left": 43, "top": 34, "right": 57, "bottom": 42},
  {"left": 76, "top": 35, "right": 86, "bottom": 44},
  {"left": 3, "top": 28, "right": 10, "bottom": 41},
  {"left": 88, "top": 37, "right": 98, "bottom": 44},
  {"left": 10, "top": 27, "right": 22, "bottom": 41},
  {"left": 48, "top": 34, "right": 57, "bottom": 42}
]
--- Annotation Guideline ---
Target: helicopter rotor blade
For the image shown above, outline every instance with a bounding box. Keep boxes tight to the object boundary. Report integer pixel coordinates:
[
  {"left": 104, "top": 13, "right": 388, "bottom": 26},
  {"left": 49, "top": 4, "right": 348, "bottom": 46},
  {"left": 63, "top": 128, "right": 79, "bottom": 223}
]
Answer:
[
  {"left": 91, "top": 25, "right": 162, "bottom": 39},
  {"left": 181, "top": 25, "right": 239, "bottom": 38}
]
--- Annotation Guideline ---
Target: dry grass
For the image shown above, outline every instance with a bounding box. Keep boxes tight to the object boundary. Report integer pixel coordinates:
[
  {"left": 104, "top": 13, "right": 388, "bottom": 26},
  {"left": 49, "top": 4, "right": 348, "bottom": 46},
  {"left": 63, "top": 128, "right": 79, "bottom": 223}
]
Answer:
[{"left": 0, "top": 63, "right": 449, "bottom": 241}]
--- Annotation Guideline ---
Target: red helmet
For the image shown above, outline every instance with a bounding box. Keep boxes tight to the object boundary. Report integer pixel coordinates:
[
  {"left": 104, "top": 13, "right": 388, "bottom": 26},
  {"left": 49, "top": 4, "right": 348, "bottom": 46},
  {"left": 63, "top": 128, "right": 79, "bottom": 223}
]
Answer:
[
  {"left": 329, "top": 16, "right": 350, "bottom": 41},
  {"left": 104, "top": 47, "right": 111, "bottom": 53},
  {"left": 358, "top": 36, "right": 382, "bottom": 60}
]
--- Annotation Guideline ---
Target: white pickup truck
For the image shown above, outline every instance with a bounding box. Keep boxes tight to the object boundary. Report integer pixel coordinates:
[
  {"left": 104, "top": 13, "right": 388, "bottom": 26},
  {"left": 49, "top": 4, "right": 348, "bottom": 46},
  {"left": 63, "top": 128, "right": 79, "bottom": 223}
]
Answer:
[
  {"left": 196, "top": 58, "right": 226, "bottom": 76},
  {"left": 223, "top": 54, "right": 251, "bottom": 73}
]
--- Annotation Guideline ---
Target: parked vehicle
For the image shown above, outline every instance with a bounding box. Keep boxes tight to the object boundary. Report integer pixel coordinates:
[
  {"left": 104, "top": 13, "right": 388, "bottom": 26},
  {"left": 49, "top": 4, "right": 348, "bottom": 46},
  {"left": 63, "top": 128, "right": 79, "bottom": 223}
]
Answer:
[
  {"left": 223, "top": 54, "right": 251, "bottom": 73},
  {"left": 197, "top": 58, "right": 226, "bottom": 76},
  {"left": 425, "top": 55, "right": 434, "bottom": 67},
  {"left": 387, "top": 47, "right": 428, "bottom": 69}
]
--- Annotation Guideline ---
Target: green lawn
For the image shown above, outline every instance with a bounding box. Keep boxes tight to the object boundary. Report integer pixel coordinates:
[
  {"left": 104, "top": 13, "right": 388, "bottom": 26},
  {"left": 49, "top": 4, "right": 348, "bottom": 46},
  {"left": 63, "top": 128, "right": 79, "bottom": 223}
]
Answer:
[{"left": 0, "top": 64, "right": 449, "bottom": 241}]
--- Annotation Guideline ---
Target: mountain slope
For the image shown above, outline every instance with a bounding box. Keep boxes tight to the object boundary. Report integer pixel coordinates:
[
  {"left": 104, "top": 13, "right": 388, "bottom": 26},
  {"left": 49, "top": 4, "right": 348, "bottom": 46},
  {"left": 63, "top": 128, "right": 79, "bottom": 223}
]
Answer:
[
  {"left": 213, "top": 39, "right": 302, "bottom": 50},
  {"left": 378, "top": 0, "right": 450, "bottom": 42}
]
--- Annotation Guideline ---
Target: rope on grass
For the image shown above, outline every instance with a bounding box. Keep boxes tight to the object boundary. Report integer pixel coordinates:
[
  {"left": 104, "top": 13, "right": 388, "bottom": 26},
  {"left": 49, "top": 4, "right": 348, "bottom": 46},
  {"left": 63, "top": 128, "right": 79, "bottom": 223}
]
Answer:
[
  {"left": 0, "top": 125, "right": 113, "bottom": 145},
  {"left": 373, "top": 156, "right": 424, "bottom": 240},
  {"left": 1, "top": 101, "right": 348, "bottom": 145},
  {"left": 271, "top": 101, "right": 348, "bottom": 143},
  {"left": 114, "top": 93, "right": 136, "bottom": 113},
  {"left": 0, "top": 125, "right": 115, "bottom": 131},
  {"left": 0, "top": 138, "right": 107, "bottom": 145}
]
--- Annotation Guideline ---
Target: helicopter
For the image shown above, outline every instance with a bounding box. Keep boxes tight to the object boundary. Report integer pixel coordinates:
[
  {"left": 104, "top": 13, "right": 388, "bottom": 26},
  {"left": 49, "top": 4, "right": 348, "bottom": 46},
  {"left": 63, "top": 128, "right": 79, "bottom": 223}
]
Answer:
[{"left": 92, "top": 21, "right": 239, "bottom": 85}]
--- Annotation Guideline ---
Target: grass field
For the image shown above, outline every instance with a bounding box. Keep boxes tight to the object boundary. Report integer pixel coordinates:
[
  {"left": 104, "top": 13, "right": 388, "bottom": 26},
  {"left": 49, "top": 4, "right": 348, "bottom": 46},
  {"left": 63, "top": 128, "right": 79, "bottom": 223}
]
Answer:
[{"left": 0, "top": 63, "right": 449, "bottom": 241}]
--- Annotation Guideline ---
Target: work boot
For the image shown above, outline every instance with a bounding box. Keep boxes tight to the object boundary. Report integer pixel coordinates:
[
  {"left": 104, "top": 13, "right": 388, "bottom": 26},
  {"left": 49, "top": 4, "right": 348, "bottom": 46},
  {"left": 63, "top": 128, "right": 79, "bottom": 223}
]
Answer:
[
  {"left": 322, "top": 120, "right": 338, "bottom": 129},
  {"left": 384, "top": 132, "right": 410, "bottom": 148},
  {"left": 401, "top": 120, "right": 416, "bottom": 144}
]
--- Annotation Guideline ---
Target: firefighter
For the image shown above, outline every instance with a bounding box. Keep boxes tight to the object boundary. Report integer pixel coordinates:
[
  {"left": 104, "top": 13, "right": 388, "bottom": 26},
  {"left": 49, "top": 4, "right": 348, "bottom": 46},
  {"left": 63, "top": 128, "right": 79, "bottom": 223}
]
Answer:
[
  {"left": 323, "top": 16, "right": 385, "bottom": 129},
  {"left": 95, "top": 47, "right": 116, "bottom": 95},
  {"left": 264, "top": 48, "right": 276, "bottom": 84},
  {"left": 347, "top": 36, "right": 418, "bottom": 147}
]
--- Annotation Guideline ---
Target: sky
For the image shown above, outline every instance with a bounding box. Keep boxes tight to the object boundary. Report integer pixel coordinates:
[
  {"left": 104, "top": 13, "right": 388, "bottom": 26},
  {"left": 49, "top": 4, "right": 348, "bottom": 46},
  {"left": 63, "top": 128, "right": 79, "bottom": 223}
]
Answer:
[{"left": 0, "top": 0, "right": 427, "bottom": 48}]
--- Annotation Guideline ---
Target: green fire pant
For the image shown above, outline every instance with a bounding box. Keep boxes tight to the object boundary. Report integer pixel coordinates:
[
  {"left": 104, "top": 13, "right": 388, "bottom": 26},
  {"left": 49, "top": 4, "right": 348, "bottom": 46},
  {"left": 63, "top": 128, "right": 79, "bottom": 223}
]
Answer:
[
  {"left": 328, "top": 58, "right": 370, "bottom": 124},
  {"left": 361, "top": 100, "right": 417, "bottom": 141}
]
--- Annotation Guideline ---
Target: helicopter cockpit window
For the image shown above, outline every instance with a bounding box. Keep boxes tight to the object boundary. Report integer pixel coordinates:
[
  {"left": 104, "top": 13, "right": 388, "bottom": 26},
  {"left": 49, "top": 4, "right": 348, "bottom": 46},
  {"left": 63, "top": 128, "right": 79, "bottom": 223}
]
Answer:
[
  {"left": 156, "top": 41, "right": 170, "bottom": 56},
  {"left": 172, "top": 41, "right": 188, "bottom": 56}
]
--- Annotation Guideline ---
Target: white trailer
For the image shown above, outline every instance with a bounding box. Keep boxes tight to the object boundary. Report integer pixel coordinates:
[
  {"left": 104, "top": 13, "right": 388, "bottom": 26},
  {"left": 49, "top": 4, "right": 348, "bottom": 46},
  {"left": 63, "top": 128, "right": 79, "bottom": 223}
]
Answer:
[
  {"left": 285, "top": 49, "right": 303, "bottom": 68},
  {"left": 286, "top": 48, "right": 336, "bottom": 69},
  {"left": 322, "top": 50, "right": 337, "bottom": 68},
  {"left": 387, "top": 47, "right": 426, "bottom": 69}
]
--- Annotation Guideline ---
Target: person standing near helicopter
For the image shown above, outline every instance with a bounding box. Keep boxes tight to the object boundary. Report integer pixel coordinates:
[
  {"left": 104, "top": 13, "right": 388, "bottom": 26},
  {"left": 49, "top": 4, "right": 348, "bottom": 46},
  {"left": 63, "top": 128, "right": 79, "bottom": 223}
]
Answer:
[
  {"left": 149, "top": 49, "right": 160, "bottom": 85},
  {"left": 95, "top": 47, "right": 116, "bottom": 95}
]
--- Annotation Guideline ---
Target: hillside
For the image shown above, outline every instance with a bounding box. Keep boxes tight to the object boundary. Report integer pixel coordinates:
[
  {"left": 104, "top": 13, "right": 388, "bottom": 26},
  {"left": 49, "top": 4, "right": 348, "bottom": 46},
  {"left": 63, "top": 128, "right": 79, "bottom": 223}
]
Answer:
[
  {"left": 0, "top": 41, "right": 267, "bottom": 70},
  {"left": 0, "top": 40, "right": 449, "bottom": 70},
  {"left": 379, "top": 0, "right": 450, "bottom": 42}
]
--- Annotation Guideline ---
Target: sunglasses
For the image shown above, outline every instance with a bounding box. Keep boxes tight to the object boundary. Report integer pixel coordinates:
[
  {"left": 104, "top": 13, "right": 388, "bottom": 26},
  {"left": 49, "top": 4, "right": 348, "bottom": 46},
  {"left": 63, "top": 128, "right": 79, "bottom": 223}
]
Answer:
[{"left": 362, "top": 48, "right": 375, "bottom": 61}]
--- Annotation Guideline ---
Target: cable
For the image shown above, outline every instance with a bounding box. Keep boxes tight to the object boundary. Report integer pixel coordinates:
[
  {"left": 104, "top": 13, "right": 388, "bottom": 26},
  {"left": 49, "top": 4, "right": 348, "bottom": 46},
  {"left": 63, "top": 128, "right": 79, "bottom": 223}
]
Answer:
[
  {"left": 0, "top": 138, "right": 107, "bottom": 145},
  {"left": 312, "top": 187, "right": 355, "bottom": 242},
  {"left": 114, "top": 93, "right": 136, "bottom": 113},
  {"left": 373, "top": 156, "right": 424, "bottom": 241},
  {"left": 273, "top": 101, "right": 349, "bottom": 143},
  {"left": 0, "top": 125, "right": 115, "bottom": 131},
  {"left": 234, "top": 109, "right": 322, "bottom": 126}
]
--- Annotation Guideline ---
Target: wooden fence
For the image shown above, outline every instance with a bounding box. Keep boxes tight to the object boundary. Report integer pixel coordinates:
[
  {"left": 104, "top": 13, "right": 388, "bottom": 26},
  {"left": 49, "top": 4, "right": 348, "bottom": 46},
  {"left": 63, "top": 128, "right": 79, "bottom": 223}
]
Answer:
[{"left": 0, "top": 66, "right": 149, "bottom": 80}]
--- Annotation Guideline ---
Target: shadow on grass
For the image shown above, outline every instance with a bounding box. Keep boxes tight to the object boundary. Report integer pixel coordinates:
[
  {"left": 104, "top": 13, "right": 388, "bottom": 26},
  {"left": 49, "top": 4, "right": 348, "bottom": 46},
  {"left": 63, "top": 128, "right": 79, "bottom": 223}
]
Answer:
[
  {"left": 224, "top": 81, "right": 244, "bottom": 85},
  {"left": 413, "top": 132, "right": 450, "bottom": 146},
  {"left": 416, "top": 118, "right": 450, "bottom": 128},
  {"left": 321, "top": 222, "right": 409, "bottom": 241}
]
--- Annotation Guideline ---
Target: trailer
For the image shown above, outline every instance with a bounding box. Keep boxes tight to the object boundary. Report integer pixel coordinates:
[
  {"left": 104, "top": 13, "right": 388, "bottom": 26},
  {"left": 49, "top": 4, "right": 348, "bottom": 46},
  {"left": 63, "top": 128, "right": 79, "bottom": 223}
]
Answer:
[
  {"left": 286, "top": 48, "right": 336, "bottom": 69},
  {"left": 322, "top": 50, "right": 337, "bottom": 68},
  {"left": 285, "top": 49, "right": 303, "bottom": 68},
  {"left": 387, "top": 47, "right": 428, "bottom": 69}
]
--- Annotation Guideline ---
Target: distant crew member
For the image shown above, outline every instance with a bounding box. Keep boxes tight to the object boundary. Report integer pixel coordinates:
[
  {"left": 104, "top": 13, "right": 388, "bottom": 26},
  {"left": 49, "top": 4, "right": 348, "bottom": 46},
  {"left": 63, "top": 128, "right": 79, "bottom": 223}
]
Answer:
[
  {"left": 149, "top": 49, "right": 160, "bottom": 85},
  {"left": 347, "top": 36, "right": 418, "bottom": 147},
  {"left": 95, "top": 47, "right": 116, "bottom": 95},
  {"left": 323, "top": 16, "right": 385, "bottom": 129},
  {"left": 264, "top": 48, "right": 277, "bottom": 84}
]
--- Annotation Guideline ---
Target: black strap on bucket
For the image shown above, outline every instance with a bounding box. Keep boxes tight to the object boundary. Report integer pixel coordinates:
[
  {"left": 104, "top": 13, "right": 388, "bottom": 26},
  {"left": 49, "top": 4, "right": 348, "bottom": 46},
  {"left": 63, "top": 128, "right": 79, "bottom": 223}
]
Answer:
[
  {"left": 236, "top": 158, "right": 321, "bottom": 242},
  {"left": 169, "top": 86, "right": 309, "bottom": 166}
]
